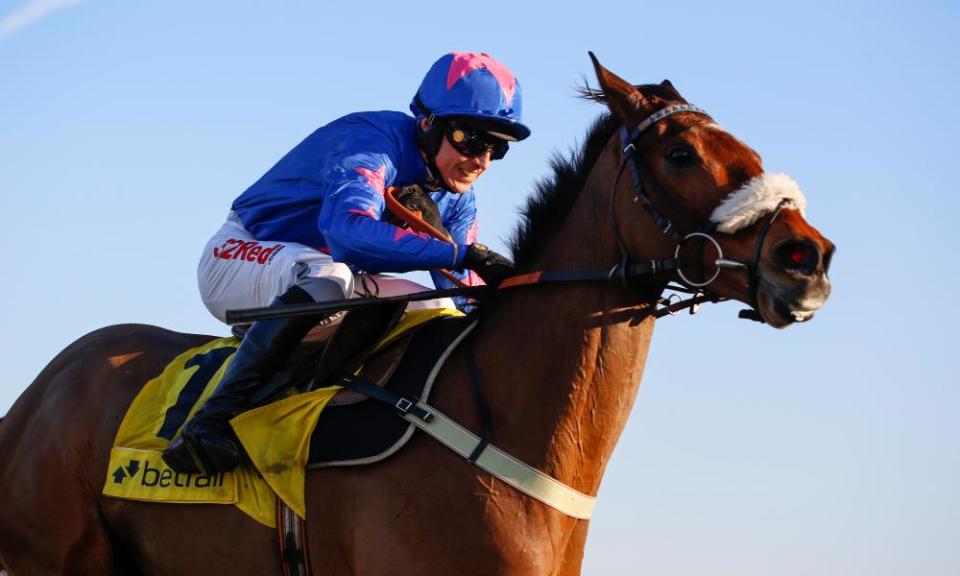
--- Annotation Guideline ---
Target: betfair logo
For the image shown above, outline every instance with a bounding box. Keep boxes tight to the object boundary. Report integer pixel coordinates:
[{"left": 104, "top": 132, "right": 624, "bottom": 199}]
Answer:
[
  {"left": 112, "top": 459, "right": 140, "bottom": 483},
  {"left": 112, "top": 459, "right": 225, "bottom": 488}
]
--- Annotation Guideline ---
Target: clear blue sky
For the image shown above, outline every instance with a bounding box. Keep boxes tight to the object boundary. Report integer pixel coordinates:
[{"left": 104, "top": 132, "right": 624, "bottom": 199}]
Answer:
[{"left": 1, "top": 1, "right": 957, "bottom": 574}]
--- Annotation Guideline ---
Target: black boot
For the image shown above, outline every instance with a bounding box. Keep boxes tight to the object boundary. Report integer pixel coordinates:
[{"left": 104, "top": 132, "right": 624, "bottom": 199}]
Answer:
[{"left": 162, "top": 286, "right": 320, "bottom": 474}]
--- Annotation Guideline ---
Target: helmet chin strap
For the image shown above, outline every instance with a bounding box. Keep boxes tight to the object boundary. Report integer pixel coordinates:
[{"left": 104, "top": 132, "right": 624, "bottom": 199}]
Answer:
[
  {"left": 415, "top": 120, "right": 456, "bottom": 192},
  {"left": 413, "top": 92, "right": 459, "bottom": 191}
]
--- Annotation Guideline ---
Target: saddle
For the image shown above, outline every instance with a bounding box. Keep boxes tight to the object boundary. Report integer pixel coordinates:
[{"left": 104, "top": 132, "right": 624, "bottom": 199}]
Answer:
[
  {"left": 237, "top": 301, "right": 411, "bottom": 409},
  {"left": 240, "top": 302, "right": 473, "bottom": 467}
]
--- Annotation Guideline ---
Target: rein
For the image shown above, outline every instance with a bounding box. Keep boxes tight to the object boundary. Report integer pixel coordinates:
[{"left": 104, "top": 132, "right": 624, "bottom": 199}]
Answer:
[{"left": 227, "top": 103, "right": 790, "bottom": 327}]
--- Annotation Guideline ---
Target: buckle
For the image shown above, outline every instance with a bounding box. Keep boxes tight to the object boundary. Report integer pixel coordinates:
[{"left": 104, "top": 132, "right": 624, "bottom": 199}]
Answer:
[{"left": 395, "top": 396, "right": 433, "bottom": 422}]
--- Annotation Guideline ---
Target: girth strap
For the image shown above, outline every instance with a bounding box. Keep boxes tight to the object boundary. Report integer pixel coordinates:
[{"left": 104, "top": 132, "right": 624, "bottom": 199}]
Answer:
[{"left": 277, "top": 499, "right": 312, "bottom": 576}]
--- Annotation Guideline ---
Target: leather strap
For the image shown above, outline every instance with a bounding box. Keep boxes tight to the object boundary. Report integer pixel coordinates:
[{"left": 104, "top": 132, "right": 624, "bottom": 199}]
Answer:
[
  {"left": 464, "top": 335, "right": 494, "bottom": 464},
  {"left": 328, "top": 319, "right": 595, "bottom": 518},
  {"left": 399, "top": 402, "right": 597, "bottom": 519},
  {"left": 336, "top": 374, "right": 435, "bottom": 422},
  {"left": 277, "top": 499, "right": 311, "bottom": 576}
]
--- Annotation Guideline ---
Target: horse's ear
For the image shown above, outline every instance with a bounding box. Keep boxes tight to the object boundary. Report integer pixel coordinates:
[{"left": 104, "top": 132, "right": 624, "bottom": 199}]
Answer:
[
  {"left": 660, "top": 79, "right": 682, "bottom": 99},
  {"left": 588, "top": 52, "right": 653, "bottom": 119}
]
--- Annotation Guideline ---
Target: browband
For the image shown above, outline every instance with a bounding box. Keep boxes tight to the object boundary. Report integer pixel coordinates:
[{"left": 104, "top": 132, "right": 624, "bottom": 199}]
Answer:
[{"left": 625, "top": 103, "right": 710, "bottom": 144}]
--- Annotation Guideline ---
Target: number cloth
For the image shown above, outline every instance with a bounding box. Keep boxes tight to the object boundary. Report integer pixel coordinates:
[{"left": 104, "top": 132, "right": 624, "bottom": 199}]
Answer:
[{"left": 102, "top": 309, "right": 460, "bottom": 525}]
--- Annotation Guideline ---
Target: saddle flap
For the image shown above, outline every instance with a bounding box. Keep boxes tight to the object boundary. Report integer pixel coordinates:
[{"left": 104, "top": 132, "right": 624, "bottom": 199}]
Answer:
[
  {"left": 313, "top": 300, "right": 408, "bottom": 391},
  {"left": 327, "top": 333, "right": 412, "bottom": 407}
]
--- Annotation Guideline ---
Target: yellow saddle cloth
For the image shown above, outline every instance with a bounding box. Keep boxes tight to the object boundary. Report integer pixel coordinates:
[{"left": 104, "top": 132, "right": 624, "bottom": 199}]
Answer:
[{"left": 102, "top": 308, "right": 461, "bottom": 527}]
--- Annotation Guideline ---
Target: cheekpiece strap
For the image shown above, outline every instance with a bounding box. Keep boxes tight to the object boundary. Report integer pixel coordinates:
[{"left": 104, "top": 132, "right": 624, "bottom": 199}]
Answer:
[
  {"left": 619, "top": 125, "right": 685, "bottom": 243},
  {"left": 625, "top": 103, "right": 710, "bottom": 145}
]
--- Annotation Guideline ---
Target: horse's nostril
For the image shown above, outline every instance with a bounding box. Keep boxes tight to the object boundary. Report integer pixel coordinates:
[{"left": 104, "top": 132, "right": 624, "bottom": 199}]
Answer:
[{"left": 774, "top": 240, "right": 819, "bottom": 274}]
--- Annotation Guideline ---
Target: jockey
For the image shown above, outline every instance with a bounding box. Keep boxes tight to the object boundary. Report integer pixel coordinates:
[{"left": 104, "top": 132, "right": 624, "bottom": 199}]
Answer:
[{"left": 162, "top": 52, "right": 529, "bottom": 475}]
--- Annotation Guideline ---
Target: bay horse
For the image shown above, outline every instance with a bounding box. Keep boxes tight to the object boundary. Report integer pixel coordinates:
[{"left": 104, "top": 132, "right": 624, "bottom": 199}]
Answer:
[{"left": 0, "top": 55, "right": 833, "bottom": 575}]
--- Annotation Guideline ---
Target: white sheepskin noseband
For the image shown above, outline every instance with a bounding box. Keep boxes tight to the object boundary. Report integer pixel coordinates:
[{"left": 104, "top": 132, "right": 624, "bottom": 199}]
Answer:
[{"left": 710, "top": 173, "right": 807, "bottom": 233}]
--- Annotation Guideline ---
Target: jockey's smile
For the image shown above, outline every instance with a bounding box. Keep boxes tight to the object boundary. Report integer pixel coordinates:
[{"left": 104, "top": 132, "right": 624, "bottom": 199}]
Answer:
[{"left": 434, "top": 138, "right": 493, "bottom": 193}]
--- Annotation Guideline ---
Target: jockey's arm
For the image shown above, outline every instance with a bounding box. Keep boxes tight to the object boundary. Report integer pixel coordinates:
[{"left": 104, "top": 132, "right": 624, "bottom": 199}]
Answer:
[
  {"left": 429, "top": 190, "right": 484, "bottom": 290},
  {"left": 319, "top": 160, "right": 468, "bottom": 273}
]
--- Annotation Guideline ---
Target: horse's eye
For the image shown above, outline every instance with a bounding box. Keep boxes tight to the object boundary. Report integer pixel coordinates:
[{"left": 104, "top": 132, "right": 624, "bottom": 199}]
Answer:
[{"left": 666, "top": 145, "right": 698, "bottom": 167}]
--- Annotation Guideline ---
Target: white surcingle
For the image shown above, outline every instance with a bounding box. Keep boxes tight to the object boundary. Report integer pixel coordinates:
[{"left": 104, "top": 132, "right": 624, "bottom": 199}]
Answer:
[{"left": 710, "top": 173, "right": 807, "bottom": 233}]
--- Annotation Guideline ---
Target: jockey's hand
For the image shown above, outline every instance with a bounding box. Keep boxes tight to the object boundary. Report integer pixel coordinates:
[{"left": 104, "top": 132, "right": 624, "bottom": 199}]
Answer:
[
  {"left": 464, "top": 243, "right": 515, "bottom": 287},
  {"left": 389, "top": 184, "right": 450, "bottom": 239}
]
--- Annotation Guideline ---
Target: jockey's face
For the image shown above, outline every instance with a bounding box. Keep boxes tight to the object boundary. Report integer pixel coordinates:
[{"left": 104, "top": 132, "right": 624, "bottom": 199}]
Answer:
[
  {"left": 420, "top": 118, "right": 495, "bottom": 193},
  {"left": 434, "top": 133, "right": 492, "bottom": 193}
]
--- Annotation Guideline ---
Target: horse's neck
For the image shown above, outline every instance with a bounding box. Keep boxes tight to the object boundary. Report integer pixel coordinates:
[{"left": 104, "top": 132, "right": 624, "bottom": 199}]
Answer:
[
  {"left": 475, "top": 289, "right": 655, "bottom": 493},
  {"left": 474, "top": 135, "right": 663, "bottom": 496}
]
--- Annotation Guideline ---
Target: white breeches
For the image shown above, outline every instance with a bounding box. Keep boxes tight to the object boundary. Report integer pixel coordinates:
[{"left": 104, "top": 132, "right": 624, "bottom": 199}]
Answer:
[{"left": 197, "top": 213, "right": 455, "bottom": 324}]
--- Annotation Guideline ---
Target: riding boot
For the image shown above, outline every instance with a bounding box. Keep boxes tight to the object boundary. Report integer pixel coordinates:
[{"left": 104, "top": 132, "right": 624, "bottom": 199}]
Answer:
[{"left": 162, "top": 286, "right": 321, "bottom": 474}]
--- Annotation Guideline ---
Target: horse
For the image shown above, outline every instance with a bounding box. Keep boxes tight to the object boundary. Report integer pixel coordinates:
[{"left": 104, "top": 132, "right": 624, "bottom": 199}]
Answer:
[{"left": 0, "top": 54, "right": 834, "bottom": 575}]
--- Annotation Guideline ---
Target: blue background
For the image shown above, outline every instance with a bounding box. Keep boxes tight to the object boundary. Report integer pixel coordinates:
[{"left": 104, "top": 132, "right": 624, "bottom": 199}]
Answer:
[{"left": 1, "top": 1, "right": 957, "bottom": 573}]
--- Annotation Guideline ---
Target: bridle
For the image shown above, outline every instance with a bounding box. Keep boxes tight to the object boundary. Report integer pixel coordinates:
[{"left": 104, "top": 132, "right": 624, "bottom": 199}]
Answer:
[{"left": 608, "top": 102, "right": 795, "bottom": 321}]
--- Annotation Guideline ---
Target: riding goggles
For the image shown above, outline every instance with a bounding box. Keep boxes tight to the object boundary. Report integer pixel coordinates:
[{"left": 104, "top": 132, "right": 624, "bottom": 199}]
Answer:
[{"left": 444, "top": 123, "right": 510, "bottom": 160}]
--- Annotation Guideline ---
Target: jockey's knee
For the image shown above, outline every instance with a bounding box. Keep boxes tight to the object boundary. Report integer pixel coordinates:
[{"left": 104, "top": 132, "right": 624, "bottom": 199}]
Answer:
[
  {"left": 362, "top": 274, "right": 456, "bottom": 310},
  {"left": 295, "top": 273, "right": 351, "bottom": 303},
  {"left": 292, "top": 273, "right": 352, "bottom": 339}
]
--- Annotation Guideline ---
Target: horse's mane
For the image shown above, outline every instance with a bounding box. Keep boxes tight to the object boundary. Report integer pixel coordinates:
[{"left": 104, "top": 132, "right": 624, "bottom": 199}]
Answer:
[
  {"left": 509, "top": 83, "right": 682, "bottom": 270},
  {"left": 509, "top": 111, "right": 618, "bottom": 270}
]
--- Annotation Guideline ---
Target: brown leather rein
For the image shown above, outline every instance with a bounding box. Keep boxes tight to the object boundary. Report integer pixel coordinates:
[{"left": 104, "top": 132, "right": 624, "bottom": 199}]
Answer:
[{"left": 227, "top": 103, "right": 788, "bottom": 326}]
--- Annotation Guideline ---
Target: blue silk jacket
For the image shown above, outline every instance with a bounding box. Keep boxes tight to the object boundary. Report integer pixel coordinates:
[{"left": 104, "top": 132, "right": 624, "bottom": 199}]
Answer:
[{"left": 231, "top": 111, "right": 481, "bottom": 291}]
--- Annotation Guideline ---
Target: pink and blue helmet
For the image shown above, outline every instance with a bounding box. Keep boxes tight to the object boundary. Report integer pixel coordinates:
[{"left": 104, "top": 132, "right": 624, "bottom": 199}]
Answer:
[{"left": 411, "top": 52, "right": 531, "bottom": 141}]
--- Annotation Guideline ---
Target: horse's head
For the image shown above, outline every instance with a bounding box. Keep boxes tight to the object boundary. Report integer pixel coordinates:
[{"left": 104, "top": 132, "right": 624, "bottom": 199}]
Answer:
[{"left": 589, "top": 54, "right": 834, "bottom": 328}]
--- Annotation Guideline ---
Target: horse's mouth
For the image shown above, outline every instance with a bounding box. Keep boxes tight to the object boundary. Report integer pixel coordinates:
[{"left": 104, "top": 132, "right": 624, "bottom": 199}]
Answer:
[{"left": 756, "top": 280, "right": 825, "bottom": 328}]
